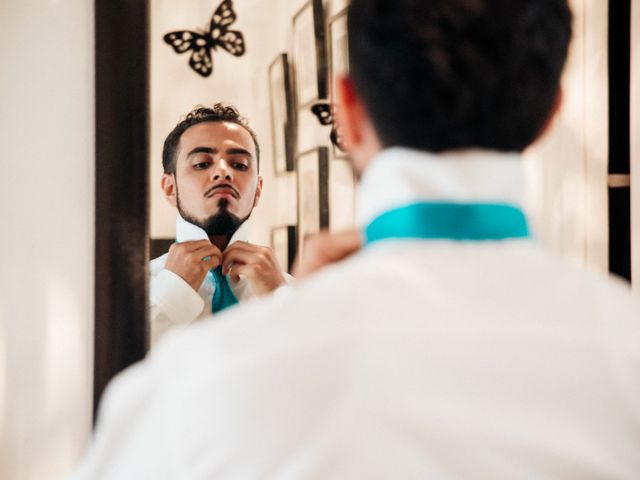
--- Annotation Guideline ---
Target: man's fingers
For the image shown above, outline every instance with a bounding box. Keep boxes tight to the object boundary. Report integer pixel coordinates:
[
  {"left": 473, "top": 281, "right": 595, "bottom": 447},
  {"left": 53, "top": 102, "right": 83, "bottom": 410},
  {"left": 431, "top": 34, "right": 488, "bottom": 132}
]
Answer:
[
  {"left": 226, "top": 263, "right": 261, "bottom": 283},
  {"left": 168, "top": 239, "right": 213, "bottom": 254},
  {"left": 222, "top": 243, "right": 274, "bottom": 275},
  {"left": 196, "top": 245, "right": 223, "bottom": 264},
  {"left": 200, "top": 253, "right": 222, "bottom": 269},
  {"left": 222, "top": 241, "right": 264, "bottom": 257},
  {"left": 168, "top": 241, "right": 222, "bottom": 264},
  {"left": 164, "top": 240, "right": 223, "bottom": 291}
]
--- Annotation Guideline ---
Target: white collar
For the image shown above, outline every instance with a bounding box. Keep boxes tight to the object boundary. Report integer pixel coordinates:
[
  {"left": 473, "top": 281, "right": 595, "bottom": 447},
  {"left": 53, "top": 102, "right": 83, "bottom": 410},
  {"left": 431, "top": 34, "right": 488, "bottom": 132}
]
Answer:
[
  {"left": 175, "top": 214, "right": 250, "bottom": 244},
  {"left": 356, "top": 147, "right": 525, "bottom": 227}
]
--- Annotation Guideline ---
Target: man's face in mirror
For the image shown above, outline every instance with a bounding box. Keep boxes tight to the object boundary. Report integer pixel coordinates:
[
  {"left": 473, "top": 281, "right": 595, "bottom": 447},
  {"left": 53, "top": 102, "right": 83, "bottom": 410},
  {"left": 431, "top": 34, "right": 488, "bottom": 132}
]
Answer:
[{"left": 162, "top": 121, "right": 262, "bottom": 234}]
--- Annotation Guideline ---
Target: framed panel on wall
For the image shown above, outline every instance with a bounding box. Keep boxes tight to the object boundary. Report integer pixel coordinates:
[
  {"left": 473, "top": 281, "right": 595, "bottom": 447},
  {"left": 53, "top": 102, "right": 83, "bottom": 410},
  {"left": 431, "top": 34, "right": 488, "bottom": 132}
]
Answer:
[
  {"left": 271, "top": 225, "right": 297, "bottom": 273},
  {"left": 328, "top": 7, "right": 349, "bottom": 159},
  {"left": 329, "top": 157, "right": 356, "bottom": 232},
  {"left": 292, "top": 0, "right": 327, "bottom": 110},
  {"left": 328, "top": 7, "right": 349, "bottom": 100},
  {"left": 297, "top": 147, "right": 329, "bottom": 258},
  {"left": 269, "top": 53, "right": 295, "bottom": 173}
]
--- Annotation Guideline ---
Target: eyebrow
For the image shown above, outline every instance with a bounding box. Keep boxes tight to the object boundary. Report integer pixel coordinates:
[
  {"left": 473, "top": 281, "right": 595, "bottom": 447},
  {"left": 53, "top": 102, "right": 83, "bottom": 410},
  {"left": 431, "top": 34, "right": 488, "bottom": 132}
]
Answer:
[{"left": 186, "top": 146, "right": 253, "bottom": 160}]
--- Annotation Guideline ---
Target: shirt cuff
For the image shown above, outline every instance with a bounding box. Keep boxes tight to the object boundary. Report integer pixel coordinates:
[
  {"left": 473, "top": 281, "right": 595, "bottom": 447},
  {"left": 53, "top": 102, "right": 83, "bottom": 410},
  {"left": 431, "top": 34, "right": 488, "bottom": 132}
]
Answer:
[{"left": 149, "top": 269, "right": 205, "bottom": 325}]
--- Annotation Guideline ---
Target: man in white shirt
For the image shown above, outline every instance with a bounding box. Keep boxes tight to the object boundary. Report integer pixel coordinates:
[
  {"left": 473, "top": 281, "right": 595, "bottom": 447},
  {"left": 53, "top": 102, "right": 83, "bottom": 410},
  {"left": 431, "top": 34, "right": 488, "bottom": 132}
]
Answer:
[
  {"left": 150, "top": 104, "right": 288, "bottom": 345},
  {"left": 74, "top": 0, "right": 640, "bottom": 478}
]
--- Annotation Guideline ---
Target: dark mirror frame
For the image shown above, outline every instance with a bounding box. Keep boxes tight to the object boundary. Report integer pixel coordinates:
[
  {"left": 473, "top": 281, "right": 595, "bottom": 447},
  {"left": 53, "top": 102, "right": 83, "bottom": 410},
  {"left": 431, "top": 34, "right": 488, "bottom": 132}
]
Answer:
[{"left": 94, "top": 0, "right": 149, "bottom": 420}]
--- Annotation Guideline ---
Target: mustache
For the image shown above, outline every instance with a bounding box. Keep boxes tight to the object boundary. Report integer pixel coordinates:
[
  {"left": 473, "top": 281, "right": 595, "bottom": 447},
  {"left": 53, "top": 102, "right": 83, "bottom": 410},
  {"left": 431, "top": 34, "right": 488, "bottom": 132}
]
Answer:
[{"left": 204, "top": 183, "right": 240, "bottom": 199}]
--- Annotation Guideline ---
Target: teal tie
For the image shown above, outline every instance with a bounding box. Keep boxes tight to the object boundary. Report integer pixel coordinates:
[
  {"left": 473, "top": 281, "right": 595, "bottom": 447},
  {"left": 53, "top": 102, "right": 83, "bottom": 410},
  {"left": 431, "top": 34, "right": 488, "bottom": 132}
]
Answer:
[{"left": 211, "top": 266, "right": 239, "bottom": 313}]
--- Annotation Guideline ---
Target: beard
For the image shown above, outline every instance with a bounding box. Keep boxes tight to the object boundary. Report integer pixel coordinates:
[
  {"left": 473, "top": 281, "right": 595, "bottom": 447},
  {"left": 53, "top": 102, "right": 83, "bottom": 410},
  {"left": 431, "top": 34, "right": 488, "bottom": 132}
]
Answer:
[{"left": 177, "top": 195, "right": 250, "bottom": 237}]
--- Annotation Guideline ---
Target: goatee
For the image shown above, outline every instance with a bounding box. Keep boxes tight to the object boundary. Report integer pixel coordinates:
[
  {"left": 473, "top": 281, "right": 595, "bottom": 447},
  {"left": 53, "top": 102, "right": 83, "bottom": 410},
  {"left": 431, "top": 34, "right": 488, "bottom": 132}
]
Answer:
[{"left": 178, "top": 197, "right": 249, "bottom": 237}]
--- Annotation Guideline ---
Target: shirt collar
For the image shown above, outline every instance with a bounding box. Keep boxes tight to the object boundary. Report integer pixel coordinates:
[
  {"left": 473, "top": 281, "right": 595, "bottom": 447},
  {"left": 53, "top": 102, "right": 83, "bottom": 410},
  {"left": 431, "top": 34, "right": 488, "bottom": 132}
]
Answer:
[
  {"left": 175, "top": 214, "right": 250, "bottom": 244},
  {"left": 356, "top": 147, "right": 525, "bottom": 227}
]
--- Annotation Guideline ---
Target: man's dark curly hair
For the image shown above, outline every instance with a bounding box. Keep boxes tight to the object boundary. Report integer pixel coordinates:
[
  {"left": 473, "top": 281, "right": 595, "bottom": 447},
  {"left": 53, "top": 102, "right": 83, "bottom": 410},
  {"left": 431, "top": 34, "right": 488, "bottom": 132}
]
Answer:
[
  {"left": 348, "top": 0, "right": 572, "bottom": 152},
  {"left": 162, "top": 103, "right": 260, "bottom": 174}
]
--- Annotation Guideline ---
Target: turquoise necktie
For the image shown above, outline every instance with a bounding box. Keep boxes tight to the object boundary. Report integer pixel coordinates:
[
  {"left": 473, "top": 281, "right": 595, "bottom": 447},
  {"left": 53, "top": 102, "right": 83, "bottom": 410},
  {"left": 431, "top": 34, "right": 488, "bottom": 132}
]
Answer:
[
  {"left": 211, "top": 266, "right": 239, "bottom": 313},
  {"left": 364, "top": 201, "right": 530, "bottom": 245}
]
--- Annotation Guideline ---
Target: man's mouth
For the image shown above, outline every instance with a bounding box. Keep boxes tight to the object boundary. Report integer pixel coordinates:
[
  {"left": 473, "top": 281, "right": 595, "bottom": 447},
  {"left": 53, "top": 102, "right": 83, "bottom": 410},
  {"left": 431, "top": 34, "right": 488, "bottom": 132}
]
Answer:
[{"left": 205, "top": 184, "right": 240, "bottom": 199}]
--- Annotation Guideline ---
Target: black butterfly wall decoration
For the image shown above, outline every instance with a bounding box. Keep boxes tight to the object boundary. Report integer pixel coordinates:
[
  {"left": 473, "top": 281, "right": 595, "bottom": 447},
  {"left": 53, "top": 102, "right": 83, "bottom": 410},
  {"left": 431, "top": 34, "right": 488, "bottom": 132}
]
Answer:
[
  {"left": 311, "top": 101, "right": 346, "bottom": 152},
  {"left": 163, "top": 0, "right": 246, "bottom": 78}
]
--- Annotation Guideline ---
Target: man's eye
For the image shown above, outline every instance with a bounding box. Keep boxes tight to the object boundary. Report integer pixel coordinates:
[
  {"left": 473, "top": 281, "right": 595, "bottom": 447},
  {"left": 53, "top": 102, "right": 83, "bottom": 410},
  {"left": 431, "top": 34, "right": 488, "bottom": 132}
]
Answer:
[
  {"left": 194, "top": 162, "right": 210, "bottom": 170},
  {"left": 233, "top": 163, "right": 248, "bottom": 171}
]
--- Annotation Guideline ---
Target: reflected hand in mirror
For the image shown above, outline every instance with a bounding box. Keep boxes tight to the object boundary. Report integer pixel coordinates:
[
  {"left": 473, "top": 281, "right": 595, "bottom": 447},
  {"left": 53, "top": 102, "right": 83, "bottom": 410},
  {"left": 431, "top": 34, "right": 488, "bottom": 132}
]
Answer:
[
  {"left": 222, "top": 241, "right": 287, "bottom": 295},
  {"left": 292, "top": 229, "right": 362, "bottom": 279},
  {"left": 164, "top": 240, "right": 223, "bottom": 291}
]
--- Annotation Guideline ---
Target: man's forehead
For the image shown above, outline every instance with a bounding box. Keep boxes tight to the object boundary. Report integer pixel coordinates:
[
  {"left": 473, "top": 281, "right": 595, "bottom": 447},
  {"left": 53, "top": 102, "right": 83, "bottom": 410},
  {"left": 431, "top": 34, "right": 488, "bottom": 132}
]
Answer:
[{"left": 178, "top": 121, "right": 256, "bottom": 155}]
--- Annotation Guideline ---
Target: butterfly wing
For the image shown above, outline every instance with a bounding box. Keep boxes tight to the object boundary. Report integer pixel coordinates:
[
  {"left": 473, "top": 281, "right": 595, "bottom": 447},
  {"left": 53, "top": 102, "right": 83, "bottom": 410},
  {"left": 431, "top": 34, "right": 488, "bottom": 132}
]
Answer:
[
  {"left": 217, "top": 30, "right": 245, "bottom": 56},
  {"left": 311, "top": 102, "right": 333, "bottom": 126},
  {"left": 208, "top": 0, "right": 246, "bottom": 56},
  {"left": 164, "top": 31, "right": 206, "bottom": 54},
  {"left": 189, "top": 45, "right": 214, "bottom": 77},
  {"left": 164, "top": 31, "right": 213, "bottom": 77},
  {"left": 210, "top": 0, "right": 238, "bottom": 31}
]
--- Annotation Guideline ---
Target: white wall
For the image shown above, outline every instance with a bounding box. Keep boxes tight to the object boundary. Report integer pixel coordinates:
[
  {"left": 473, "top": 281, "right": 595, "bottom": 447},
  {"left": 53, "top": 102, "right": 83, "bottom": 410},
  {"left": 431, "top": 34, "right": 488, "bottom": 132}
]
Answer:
[{"left": 0, "top": 1, "right": 95, "bottom": 478}]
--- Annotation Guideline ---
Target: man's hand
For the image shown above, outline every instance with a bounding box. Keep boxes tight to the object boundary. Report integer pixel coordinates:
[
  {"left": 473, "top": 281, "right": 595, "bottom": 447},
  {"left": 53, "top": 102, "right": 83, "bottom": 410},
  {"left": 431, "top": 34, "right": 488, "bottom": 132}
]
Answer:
[
  {"left": 292, "top": 229, "right": 362, "bottom": 279},
  {"left": 222, "top": 241, "right": 286, "bottom": 296},
  {"left": 164, "top": 240, "right": 223, "bottom": 291}
]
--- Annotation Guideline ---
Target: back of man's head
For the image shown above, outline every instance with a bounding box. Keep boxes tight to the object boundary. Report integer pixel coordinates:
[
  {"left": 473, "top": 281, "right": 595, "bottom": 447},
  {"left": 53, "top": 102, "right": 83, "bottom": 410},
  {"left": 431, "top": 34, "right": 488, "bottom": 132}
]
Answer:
[{"left": 348, "top": 0, "right": 572, "bottom": 153}]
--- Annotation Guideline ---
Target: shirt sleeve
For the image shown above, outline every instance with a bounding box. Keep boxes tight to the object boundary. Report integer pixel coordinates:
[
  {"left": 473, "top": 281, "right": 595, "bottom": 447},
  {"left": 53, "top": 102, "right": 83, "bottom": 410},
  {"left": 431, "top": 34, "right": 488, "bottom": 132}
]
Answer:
[{"left": 149, "top": 269, "right": 205, "bottom": 346}]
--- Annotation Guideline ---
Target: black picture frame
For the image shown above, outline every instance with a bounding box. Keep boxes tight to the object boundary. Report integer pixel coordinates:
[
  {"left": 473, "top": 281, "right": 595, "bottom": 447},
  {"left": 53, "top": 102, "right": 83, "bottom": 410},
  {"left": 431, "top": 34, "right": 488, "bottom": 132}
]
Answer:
[
  {"left": 271, "top": 225, "right": 298, "bottom": 273},
  {"left": 292, "top": 0, "right": 328, "bottom": 110},
  {"left": 269, "top": 53, "right": 295, "bottom": 173},
  {"left": 296, "top": 146, "right": 329, "bottom": 259}
]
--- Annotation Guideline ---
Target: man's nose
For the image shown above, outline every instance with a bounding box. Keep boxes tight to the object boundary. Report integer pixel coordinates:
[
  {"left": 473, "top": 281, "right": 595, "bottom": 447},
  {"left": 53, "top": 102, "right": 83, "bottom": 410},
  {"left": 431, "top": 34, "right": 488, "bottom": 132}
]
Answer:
[{"left": 212, "top": 159, "right": 233, "bottom": 181}]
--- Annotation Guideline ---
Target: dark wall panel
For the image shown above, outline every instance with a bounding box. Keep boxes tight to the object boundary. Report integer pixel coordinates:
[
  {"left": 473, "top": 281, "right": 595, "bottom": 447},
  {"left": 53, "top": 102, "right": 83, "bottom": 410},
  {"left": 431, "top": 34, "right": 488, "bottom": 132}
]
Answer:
[{"left": 94, "top": 0, "right": 149, "bottom": 419}]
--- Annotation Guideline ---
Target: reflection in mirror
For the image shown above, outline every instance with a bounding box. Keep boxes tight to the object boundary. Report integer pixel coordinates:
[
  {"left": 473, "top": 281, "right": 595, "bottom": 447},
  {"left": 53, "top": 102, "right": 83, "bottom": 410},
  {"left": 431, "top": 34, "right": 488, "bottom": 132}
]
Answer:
[{"left": 146, "top": 0, "right": 356, "bottom": 350}]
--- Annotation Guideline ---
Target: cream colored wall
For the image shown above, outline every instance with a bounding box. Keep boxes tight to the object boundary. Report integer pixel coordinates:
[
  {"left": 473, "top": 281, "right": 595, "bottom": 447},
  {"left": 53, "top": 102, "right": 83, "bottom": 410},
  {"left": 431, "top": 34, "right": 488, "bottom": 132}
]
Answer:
[
  {"left": 524, "top": 0, "right": 609, "bottom": 273},
  {"left": 0, "top": 1, "right": 95, "bottom": 478}
]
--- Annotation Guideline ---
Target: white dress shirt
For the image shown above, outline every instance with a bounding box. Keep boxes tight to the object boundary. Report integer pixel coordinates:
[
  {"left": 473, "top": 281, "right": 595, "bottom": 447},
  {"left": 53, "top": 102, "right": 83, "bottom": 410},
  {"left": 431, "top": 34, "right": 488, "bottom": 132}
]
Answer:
[
  {"left": 149, "top": 215, "right": 255, "bottom": 345},
  {"left": 149, "top": 216, "right": 270, "bottom": 346},
  {"left": 74, "top": 148, "right": 640, "bottom": 479}
]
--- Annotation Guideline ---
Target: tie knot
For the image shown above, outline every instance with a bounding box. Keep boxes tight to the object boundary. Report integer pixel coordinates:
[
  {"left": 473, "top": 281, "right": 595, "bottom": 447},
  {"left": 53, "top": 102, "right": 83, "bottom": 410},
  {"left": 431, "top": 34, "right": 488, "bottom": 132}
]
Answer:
[
  {"left": 211, "top": 266, "right": 238, "bottom": 313},
  {"left": 211, "top": 266, "right": 224, "bottom": 279}
]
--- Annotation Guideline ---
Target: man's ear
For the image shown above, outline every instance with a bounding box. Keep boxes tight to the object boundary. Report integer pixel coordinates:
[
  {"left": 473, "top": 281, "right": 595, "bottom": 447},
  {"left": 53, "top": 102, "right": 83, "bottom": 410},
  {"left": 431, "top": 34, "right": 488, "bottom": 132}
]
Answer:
[
  {"left": 335, "top": 75, "right": 362, "bottom": 152},
  {"left": 335, "top": 75, "right": 381, "bottom": 172},
  {"left": 253, "top": 176, "right": 263, "bottom": 208},
  {"left": 161, "top": 173, "right": 177, "bottom": 208},
  {"left": 537, "top": 87, "right": 563, "bottom": 141}
]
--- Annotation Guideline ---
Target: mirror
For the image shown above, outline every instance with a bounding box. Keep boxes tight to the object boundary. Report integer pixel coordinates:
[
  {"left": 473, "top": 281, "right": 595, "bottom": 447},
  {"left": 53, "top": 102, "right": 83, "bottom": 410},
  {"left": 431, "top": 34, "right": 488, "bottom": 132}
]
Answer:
[
  {"left": 95, "top": 0, "right": 357, "bottom": 412},
  {"left": 146, "top": 0, "right": 357, "bottom": 346}
]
